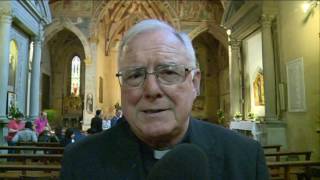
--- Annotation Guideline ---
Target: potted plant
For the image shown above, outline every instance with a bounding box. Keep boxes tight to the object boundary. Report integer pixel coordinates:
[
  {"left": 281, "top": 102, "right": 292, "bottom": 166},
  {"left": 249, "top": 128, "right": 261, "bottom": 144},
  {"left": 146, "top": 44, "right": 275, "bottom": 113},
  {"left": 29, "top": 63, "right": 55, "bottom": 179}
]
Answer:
[
  {"left": 7, "top": 105, "right": 24, "bottom": 120},
  {"left": 216, "top": 109, "right": 225, "bottom": 125}
]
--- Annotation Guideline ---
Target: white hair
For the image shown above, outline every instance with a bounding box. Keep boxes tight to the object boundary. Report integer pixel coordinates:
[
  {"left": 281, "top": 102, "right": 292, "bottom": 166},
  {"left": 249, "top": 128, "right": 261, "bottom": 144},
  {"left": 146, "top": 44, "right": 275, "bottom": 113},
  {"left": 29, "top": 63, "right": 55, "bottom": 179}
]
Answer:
[{"left": 118, "top": 19, "right": 196, "bottom": 67}]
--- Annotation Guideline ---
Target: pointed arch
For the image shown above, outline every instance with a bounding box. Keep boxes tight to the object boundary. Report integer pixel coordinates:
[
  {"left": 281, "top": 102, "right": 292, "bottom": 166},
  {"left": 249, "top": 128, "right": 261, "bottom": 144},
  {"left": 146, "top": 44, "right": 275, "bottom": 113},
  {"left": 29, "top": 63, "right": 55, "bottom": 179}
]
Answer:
[
  {"left": 89, "top": 0, "right": 180, "bottom": 56},
  {"left": 43, "top": 19, "right": 92, "bottom": 64},
  {"left": 189, "top": 22, "right": 228, "bottom": 49}
]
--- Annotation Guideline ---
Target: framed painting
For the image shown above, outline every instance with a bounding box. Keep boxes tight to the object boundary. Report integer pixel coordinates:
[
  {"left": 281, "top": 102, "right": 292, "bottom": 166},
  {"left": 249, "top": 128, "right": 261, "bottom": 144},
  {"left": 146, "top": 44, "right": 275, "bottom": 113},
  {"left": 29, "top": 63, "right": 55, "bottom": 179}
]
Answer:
[
  {"left": 253, "top": 72, "right": 265, "bottom": 106},
  {"left": 7, "top": 91, "right": 16, "bottom": 114}
]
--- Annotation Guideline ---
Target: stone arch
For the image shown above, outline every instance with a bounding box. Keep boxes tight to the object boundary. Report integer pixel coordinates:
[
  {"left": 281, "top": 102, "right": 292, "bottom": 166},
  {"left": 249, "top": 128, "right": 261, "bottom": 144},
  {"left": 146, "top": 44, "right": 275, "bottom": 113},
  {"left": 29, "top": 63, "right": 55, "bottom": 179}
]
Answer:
[
  {"left": 44, "top": 19, "right": 92, "bottom": 64},
  {"left": 189, "top": 23, "right": 209, "bottom": 40},
  {"left": 191, "top": 29, "right": 229, "bottom": 124},
  {"left": 189, "top": 22, "right": 228, "bottom": 49}
]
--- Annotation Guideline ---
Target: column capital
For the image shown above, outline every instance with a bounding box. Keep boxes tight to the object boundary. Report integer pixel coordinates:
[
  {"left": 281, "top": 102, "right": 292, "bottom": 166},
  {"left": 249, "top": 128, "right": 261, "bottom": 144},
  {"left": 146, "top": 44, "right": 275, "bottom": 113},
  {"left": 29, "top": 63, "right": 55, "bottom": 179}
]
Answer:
[
  {"left": 32, "top": 26, "right": 44, "bottom": 43},
  {"left": 229, "top": 39, "right": 241, "bottom": 50},
  {"left": 260, "top": 14, "right": 275, "bottom": 27},
  {"left": 0, "top": 8, "right": 12, "bottom": 24},
  {"left": 32, "top": 36, "right": 42, "bottom": 43}
]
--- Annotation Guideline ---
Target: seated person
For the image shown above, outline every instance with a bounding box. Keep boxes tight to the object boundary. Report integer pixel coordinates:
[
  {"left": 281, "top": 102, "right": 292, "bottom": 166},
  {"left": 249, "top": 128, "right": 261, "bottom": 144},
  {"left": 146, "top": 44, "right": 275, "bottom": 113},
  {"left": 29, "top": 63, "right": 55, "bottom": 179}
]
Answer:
[
  {"left": 12, "top": 121, "right": 37, "bottom": 143},
  {"left": 38, "top": 130, "right": 52, "bottom": 142},
  {"left": 12, "top": 121, "right": 37, "bottom": 154}
]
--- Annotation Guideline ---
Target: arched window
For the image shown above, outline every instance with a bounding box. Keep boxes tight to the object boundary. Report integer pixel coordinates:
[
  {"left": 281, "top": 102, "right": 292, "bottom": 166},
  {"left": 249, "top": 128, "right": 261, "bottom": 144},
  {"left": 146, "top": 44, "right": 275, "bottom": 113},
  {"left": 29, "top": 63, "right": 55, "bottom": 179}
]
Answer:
[
  {"left": 9, "top": 40, "right": 18, "bottom": 89},
  {"left": 71, "top": 56, "right": 81, "bottom": 96}
]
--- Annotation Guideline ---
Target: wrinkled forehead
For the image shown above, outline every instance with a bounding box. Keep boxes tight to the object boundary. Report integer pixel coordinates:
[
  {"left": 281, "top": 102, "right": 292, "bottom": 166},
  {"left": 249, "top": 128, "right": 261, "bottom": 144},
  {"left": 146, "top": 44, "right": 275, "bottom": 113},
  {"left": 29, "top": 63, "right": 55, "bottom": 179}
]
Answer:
[
  {"left": 127, "top": 29, "right": 184, "bottom": 50},
  {"left": 121, "top": 30, "right": 187, "bottom": 64}
]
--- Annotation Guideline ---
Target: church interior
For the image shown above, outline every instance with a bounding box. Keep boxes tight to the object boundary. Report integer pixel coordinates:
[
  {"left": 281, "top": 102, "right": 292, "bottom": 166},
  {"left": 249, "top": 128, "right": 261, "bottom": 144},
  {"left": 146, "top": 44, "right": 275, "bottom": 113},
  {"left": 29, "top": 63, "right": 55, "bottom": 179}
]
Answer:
[{"left": 0, "top": 0, "right": 319, "bottom": 179}]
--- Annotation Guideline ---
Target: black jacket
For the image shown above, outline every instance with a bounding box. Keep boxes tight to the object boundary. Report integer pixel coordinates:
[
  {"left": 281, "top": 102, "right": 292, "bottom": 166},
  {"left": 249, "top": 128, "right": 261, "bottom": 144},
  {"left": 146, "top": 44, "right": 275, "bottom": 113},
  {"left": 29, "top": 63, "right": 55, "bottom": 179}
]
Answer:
[
  {"left": 61, "top": 118, "right": 269, "bottom": 180},
  {"left": 90, "top": 116, "right": 103, "bottom": 133}
]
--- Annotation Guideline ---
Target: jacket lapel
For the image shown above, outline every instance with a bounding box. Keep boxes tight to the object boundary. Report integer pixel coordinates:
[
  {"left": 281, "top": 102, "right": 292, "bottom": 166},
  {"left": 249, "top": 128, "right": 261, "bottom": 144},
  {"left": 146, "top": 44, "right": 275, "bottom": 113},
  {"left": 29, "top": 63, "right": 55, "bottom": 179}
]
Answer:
[
  {"left": 189, "top": 118, "right": 224, "bottom": 180},
  {"left": 103, "top": 121, "right": 146, "bottom": 180}
]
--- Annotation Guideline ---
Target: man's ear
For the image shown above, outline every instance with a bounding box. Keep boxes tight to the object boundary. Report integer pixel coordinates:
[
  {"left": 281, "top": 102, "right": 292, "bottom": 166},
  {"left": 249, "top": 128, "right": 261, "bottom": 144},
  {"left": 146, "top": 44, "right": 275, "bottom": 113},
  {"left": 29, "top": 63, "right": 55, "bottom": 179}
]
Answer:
[{"left": 192, "top": 70, "right": 201, "bottom": 97}]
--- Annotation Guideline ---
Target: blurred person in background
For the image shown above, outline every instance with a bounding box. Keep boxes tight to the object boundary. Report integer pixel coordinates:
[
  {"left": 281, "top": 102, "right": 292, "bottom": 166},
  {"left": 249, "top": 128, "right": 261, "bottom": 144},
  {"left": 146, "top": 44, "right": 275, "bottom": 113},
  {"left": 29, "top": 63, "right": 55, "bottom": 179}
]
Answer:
[
  {"left": 90, "top": 110, "right": 103, "bottom": 133},
  {"left": 34, "top": 111, "right": 51, "bottom": 135}
]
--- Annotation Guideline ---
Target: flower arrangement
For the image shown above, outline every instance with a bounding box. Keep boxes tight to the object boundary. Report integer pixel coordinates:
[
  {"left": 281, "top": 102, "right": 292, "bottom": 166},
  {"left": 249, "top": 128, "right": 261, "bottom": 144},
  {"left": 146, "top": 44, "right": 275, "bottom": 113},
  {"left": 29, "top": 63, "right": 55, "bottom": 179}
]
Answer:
[
  {"left": 234, "top": 112, "right": 242, "bottom": 120},
  {"left": 248, "top": 112, "right": 255, "bottom": 120},
  {"left": 7, "top": 105, "right": 24, "bottom": 119}
]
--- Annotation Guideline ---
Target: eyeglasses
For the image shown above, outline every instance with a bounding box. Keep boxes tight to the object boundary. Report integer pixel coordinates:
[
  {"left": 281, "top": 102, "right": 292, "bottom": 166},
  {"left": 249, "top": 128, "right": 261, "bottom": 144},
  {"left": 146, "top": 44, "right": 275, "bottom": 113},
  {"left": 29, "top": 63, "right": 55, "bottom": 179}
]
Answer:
[{"left": 116, "top": 64, "right": 196, "bottom": 88}]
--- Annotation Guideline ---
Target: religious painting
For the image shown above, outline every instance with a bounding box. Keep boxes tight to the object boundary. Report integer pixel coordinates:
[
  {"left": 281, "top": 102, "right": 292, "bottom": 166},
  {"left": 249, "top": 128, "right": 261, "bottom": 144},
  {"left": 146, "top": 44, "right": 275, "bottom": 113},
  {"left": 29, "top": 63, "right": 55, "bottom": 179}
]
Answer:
[
  {"left": 9, "top": 40, "right": 18, "bottom": 88},
  {"left": 253, "top": 72, "right": 265, "bottom": 106},
  {"left": 86, "top": 93, "right": 93, "bottom": 114},
  {"left": 7, "top": 91, "right": 16, "bottom": 115}
]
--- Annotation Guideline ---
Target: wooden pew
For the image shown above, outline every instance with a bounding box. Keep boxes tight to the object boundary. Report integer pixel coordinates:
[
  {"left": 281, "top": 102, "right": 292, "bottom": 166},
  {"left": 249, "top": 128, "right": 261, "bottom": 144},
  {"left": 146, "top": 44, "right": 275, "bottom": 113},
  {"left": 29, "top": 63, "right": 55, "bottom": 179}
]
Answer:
[
  {"left": 268, "top": 160, "right": 320, "bottom": 180},
  {"left": 0, "top": 164, "right": 61, "bottom": 179},
  {"left": 0, "top": 153, "right": 62, "bottom": 179},
  {"left": 0, "top": 145, "right": 63, "bottom": 179},
  {"left": 265, "top": 151, "right": 312, "bottom": 162},
  {"left": 17, "top": 142, "right": 62, "bottom": 147},
  {"left": 0, "top": 154, "right": 62, "bottom": 164},
  {"left": 0, "top": 146, "right": 64, "bottom": 154},
  {"left": 0, "top": 164, "right": 61, "bottom": 171},
  {"left": 263, "top": 145, "right": 282, "bottom": 152}
]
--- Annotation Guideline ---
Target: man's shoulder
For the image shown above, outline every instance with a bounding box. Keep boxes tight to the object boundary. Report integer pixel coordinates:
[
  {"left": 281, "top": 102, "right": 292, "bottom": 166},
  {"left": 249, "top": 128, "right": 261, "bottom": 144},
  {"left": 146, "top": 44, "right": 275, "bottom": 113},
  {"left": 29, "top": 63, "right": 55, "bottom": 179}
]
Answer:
[
  {"left": 64, "top": 125, "right": 125, "bottom": 155},
  {"left": 91, "top": 116, "right": 102, "bottom": 121},
  {"left": 66, "top": 131, "right": 107, "bottom": 150}
]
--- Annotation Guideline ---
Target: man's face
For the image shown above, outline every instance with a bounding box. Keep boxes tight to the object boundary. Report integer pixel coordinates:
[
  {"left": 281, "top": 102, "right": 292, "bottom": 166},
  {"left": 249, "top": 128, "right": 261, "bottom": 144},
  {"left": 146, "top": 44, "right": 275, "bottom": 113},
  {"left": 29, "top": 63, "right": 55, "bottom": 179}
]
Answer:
[
  {"left": 119, "top": 29, "right": 200, "bottom": 147},
  {"left": 116, "top": 110, "right": 122, "bottom": 118}
]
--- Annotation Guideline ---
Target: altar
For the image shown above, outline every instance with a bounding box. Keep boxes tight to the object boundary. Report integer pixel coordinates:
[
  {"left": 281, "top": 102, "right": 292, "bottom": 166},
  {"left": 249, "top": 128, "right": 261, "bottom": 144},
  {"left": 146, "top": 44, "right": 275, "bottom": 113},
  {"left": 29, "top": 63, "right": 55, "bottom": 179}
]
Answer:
[{"left": 229, "top": 120, "right": 264, "bottom": 142}]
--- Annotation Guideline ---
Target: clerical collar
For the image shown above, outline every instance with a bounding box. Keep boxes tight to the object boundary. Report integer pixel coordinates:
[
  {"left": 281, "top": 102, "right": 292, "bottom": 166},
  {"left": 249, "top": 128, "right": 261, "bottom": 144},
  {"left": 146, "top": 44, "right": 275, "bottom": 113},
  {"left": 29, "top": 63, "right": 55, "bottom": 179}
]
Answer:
[
  {"left": 154, "top": 149, "right": 171, "bottom": 159},
  {"left": 129, "top": 119, "right": 192, "bottom": 175}
]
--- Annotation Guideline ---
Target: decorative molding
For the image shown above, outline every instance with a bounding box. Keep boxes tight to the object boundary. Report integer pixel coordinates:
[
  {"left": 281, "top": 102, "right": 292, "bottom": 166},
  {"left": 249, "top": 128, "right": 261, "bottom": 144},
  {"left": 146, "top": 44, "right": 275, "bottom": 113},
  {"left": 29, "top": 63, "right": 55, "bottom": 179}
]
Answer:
[{"left": 221, "top": 2, "right": 260, "bottom": 29}]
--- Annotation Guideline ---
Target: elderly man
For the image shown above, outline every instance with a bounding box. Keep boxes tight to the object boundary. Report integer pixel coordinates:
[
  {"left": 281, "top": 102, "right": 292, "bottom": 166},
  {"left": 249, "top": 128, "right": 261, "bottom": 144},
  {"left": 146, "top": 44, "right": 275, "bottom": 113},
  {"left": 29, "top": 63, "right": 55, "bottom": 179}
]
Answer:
[{"left": 61, "top": 19, "right": 269, "bottom": 180}]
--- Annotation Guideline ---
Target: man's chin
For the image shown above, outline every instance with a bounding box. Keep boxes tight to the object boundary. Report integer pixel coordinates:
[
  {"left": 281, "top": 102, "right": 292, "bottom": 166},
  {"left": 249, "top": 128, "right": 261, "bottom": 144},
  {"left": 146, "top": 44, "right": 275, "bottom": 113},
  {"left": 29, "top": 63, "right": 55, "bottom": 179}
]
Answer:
[{"left": 141, "top": 125, "right": 174, "bottom": 139}]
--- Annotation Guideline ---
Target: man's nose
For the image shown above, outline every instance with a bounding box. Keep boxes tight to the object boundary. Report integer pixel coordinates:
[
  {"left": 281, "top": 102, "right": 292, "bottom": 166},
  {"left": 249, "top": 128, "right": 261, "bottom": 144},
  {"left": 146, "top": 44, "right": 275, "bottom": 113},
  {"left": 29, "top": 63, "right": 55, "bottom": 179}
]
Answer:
[{"left": 143, "top": 72, "right": 163, "bottom": 99}]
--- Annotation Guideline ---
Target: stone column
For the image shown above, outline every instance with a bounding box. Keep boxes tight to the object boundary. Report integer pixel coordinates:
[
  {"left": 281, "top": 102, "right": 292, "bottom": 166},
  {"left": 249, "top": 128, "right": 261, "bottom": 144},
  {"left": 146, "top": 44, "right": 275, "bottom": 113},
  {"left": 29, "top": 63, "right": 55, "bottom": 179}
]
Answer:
[
  {"left": 229, "top": 39, "right": 242, "bottom": 118},
  {"left": 29, "top": 36, "right": 42, "bottom": 119},
  {"left": 0, "top": 10, "right": 12, "bottom": 120},
  {"left": 261, "top": 14, "right": 277, "bottom": 121},
  {"left": 260, "top": 14, "right": 286, "bottom": 147}
]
